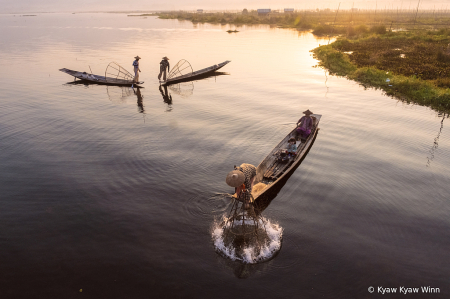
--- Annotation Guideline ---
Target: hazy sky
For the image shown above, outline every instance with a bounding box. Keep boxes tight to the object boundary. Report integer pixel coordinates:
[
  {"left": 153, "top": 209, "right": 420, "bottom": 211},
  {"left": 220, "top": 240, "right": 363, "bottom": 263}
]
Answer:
[{"left": 1, "top": 0, "right": 448, "bottom": 13}]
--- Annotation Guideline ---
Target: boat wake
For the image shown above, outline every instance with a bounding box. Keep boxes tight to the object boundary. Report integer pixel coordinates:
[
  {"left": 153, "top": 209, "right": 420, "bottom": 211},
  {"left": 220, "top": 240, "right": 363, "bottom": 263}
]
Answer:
[{"left": 212, "top": 216, "right": 283, "bottom": 264}]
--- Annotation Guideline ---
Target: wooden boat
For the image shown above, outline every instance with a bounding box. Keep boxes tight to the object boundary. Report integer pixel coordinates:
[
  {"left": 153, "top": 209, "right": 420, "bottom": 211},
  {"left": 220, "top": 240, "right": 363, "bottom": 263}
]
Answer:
[
  {"left": 162, "top": 60, "right": 230, "bottom": 86},
  {"left": 221, "top": 115, "right": 321, "bottom": 242},
  {"left": 59, "top": 62, "right": 143, "bottom": 86},
  {"left": 250, "top": 114, "right": 322, "bottom": 202}
]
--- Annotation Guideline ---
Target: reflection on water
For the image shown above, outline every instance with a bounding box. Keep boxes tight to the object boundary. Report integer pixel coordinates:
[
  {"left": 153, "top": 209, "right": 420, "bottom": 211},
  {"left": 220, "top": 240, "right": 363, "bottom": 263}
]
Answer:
[
  {"left": 158, "top": 71, "right": 230, "bottom": 111},
  {"left": 168, "top": 82, "right": 193, "bottom": 98},
  {"left": 426, "top": 113, "right": 446, "bottom": 167},
  {"left": 134, "top": 87, "right": 145, "bottom": 114},
  {"left": 66, "top": 81, "right": 148, "bottom": 120},
  {"left": 159, "top": 85, "right": 173, "bottom": 112},
  {"left": 106, "top": 85, "right": 134, "bottom": 104}
]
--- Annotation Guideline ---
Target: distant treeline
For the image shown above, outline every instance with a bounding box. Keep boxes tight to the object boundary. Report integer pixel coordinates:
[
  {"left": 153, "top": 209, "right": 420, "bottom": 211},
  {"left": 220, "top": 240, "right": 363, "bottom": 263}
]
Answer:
[{"left": 156, "top": 9, "right": 450, "bottom": 35}]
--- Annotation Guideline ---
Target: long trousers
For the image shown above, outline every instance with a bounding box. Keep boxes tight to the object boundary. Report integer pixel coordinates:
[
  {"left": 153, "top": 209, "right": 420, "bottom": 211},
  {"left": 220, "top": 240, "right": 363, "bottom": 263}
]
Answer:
[
  {"left": 158, "top": 67, "right": 167, "bottom": 81},
  {"left": 134, "top": 67, "right": 139, "bottom": 82}
]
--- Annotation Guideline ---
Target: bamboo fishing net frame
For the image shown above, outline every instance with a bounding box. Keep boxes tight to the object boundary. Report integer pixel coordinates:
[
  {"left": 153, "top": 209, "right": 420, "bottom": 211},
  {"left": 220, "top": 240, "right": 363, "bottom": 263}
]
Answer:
[
  {"left": 105, "top": 62, "right": 134, "bottom": 83},
  {"left": 167, "top": 59, "right": 193, "bottom": 80}
]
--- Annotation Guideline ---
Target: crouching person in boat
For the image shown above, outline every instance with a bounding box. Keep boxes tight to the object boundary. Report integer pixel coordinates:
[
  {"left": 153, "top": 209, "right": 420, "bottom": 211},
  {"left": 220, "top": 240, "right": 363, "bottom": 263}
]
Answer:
[
  {"left": 132, "top": 56, "right": 141, "bottom": 82},
  {"left": 286, "top": 137, "right": 297, "bottom": 157},
  {"left": 226, "top": 163, "right": 256, "bottom": 209},
  {"left": 296, "top": 109, "right": 314, "bottom": 141}
]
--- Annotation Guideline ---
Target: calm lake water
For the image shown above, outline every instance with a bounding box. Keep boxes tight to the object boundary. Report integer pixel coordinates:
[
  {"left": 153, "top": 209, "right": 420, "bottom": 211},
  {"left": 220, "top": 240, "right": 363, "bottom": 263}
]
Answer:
[{"left": 1, "top": 13, "right": 449, "bottom": 298}]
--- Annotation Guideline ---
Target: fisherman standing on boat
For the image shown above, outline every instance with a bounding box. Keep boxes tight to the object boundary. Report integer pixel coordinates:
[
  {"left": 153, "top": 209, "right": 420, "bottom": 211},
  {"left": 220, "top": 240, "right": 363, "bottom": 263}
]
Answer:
[
  {"left": 132, "top": 56, "right": 141, "bottom": 83},
  {"left": 158, "top": 56, "right": 170, "bottom": 83},
  {"left": 226, "top": 163, "right": 257, "bottom": 209},
  {"left": 296, "top": 109, "right": 314, "bottom": 140}
]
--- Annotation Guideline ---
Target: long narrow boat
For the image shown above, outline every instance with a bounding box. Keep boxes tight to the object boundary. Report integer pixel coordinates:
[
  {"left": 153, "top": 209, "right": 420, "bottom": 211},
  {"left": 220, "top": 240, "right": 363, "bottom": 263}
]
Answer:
[
  {"left": 59, "top": 62, "right": 143, "bottom": 86},
  {"left": 251, "top": 114, "right": 322, "bottom": 202},
  {"left": 162, "top": 60, "right": 230, "bottom": 86}
]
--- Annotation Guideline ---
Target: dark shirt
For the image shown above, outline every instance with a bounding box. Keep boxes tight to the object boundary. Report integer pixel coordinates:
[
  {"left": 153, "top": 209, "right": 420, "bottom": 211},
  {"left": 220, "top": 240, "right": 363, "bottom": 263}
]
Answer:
[
  {"left": 235, "top": 163, "right": 256, "bottom": 202},
  {"left": 160, "top": 60, "right": 170, "bottom": 72}
]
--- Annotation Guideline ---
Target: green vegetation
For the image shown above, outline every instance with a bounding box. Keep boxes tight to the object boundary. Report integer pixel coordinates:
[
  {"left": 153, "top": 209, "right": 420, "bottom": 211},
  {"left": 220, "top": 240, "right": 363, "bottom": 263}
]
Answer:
[
  {"left": 156, "top": 10, "right": 450, "bottom": 36},
  {"left": 313, "top": 30, "right": 450, "bottom": 112},
  {"left": 127, "top": 13, "right": 157, "bottom": 17}
]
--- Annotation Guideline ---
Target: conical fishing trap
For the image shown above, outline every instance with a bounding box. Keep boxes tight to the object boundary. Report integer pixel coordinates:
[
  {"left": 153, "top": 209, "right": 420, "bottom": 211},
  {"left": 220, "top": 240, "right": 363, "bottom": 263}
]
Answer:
[
  {"left": 167, "top": 59, "right": 193, "bottom": 80},
  {"left": 105, "top": 62, "right": 134, "bottom": 83}
]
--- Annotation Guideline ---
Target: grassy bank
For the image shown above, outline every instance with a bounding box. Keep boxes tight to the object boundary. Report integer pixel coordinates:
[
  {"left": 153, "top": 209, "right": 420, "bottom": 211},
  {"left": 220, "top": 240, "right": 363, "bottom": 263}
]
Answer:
[
  {"left": 150, "top": 10, "right": 450, "bottom": 36},
  {"left": 313, "top": 30, "right": 450, "bottom": 112}
]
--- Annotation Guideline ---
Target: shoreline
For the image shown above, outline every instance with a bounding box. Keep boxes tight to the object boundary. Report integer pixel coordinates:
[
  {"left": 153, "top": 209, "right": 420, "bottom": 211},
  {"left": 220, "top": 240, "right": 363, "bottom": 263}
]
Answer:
[
  {"left": 150, "top": 11, "right": 450, "bottom": 113},
  {"left": 152, "top": 10, "right": 450, "bottom": 36},
  {"left": 312, "top": 31, "right": 450, "bottom": 113}
]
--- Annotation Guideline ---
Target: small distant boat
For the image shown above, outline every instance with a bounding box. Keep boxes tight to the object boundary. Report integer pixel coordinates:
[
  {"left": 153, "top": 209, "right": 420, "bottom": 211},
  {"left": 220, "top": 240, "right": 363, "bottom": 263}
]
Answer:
[
  {"left": 162, "top": 60, "right": 230, "bottom": 85},
  {"left": 251, "top": 114, "right": 322, "bottom": 202},
  {"left": 59, "top": 62, "right": 143, "bottom": 86}
]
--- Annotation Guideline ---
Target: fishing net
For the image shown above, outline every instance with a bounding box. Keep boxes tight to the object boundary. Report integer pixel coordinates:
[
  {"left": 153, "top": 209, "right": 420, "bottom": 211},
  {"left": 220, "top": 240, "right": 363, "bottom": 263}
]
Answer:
[
  {"left": 213, "top": 215, "right": 283, "bottom": 264},
  {"left": 105, "top": 62, "right": 134, "bottom": 82},
  {"left": 167, "top": 59, "right": 193, "bottom": 80},
  {"left": 168, "top": 81, "right": 194, "bottom": 98}
]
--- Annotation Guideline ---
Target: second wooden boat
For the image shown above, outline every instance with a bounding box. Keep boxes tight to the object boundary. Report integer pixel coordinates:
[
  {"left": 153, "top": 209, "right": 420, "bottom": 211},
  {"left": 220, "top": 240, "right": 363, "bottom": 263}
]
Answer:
[
  {"left": 162, "top": 60, "right": 230, "bottom": 85},
  {"left": 250, "top": 114, "right": 322, "bottom": 202}
]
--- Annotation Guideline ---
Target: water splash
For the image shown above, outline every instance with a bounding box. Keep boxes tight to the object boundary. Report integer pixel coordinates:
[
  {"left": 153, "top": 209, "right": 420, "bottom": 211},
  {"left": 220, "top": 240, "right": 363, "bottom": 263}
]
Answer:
[{"left": 212, "top": 216, "right": 283, "bottom": 264}]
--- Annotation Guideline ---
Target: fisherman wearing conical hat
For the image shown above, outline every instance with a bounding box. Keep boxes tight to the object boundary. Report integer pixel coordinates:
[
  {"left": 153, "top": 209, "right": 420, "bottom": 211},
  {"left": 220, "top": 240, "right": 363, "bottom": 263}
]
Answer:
[
  {"left": 132, "top": 56, "right": 141, "bottom": 83},
  {"left": 226, "top": 163, "right": 257, "bottom": 209},
  {"left": 158, "top": 56, "right": 170, "bottom": 83},
  {"left": 296, "top": 109, "right": 314, "bottom": 140}
]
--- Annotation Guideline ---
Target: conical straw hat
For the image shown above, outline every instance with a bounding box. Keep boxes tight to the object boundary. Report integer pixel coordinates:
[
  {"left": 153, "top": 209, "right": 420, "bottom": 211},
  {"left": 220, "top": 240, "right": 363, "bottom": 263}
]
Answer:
[
  {"left": 303, "top": 109, "right": 313, "bottom": 115},
  {"left": 226, "top": 170, "right": 245, "bottom": 187},
  {"left": 134, "top": 56, "right": 141, "bottom": 59}
]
